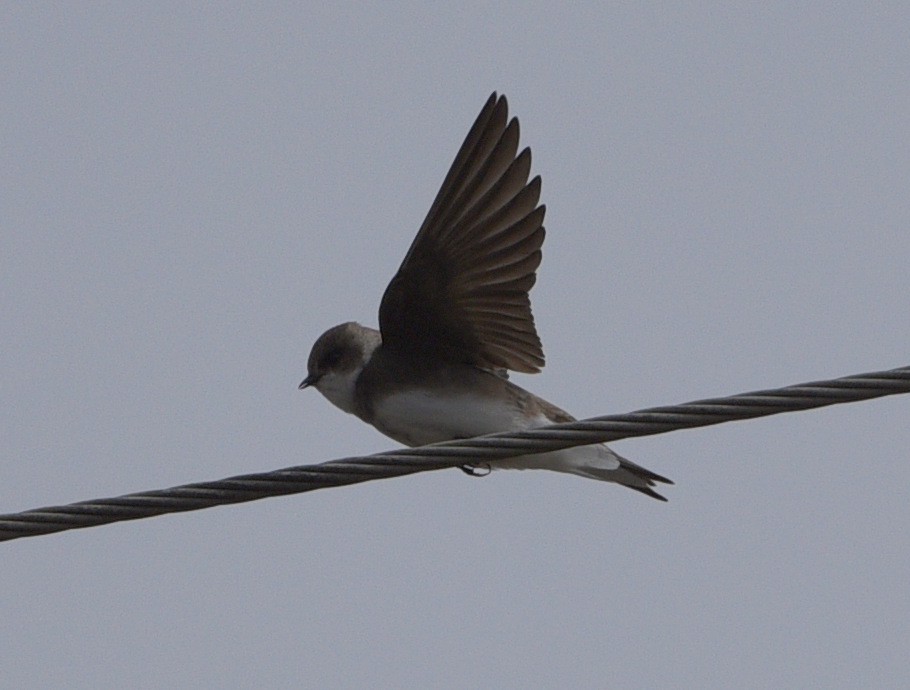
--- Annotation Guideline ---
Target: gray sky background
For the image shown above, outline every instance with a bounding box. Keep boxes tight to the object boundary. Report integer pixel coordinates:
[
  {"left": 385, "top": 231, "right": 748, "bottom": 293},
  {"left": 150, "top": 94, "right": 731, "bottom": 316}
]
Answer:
[{"left": 3, "top": 4, "right": 909, "bottom": 688}]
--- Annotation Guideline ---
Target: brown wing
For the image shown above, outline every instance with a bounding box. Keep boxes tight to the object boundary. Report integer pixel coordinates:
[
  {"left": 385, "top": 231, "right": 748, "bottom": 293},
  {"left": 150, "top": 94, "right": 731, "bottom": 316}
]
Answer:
[{"left": 378, "top": 93, "right": 546, "bottom": 373}]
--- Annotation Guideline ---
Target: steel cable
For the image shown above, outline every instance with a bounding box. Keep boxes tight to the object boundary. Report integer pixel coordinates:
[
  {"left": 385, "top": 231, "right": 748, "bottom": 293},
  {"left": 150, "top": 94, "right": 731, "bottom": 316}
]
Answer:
[{"left": 2, "top": 365, "right": 907, "bottom": 542}]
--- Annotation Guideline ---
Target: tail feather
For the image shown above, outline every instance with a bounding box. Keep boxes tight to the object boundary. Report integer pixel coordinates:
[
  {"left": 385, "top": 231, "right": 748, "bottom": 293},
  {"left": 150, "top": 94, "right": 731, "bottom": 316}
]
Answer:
[
  {"left": 574, "top": 454, "right": 674, "bottom": 502},
  {"left": 622, "top": 483, "right": 669, "bottom": 502},
  {"left": 483, "top": 442, "right": 674, "bottom": 500}
]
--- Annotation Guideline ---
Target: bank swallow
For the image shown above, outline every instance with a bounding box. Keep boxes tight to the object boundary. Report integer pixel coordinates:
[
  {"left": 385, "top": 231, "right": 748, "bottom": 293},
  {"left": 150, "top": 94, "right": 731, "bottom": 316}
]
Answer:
[{"left": 300, "top": 93, "right": 672, "bottom": 500}]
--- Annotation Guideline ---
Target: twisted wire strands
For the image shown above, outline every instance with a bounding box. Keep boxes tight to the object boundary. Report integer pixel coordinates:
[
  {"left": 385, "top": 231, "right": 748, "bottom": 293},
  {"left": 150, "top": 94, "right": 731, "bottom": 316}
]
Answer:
[{"left": 2, "top": 365, "right": 908, "bottom": 542}]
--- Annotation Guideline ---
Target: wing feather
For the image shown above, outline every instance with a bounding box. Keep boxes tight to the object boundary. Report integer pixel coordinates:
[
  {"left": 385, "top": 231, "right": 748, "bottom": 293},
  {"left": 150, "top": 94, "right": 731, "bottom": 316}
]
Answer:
[{"left": 378, "top": 94, "right": 547, "bottom": 373}]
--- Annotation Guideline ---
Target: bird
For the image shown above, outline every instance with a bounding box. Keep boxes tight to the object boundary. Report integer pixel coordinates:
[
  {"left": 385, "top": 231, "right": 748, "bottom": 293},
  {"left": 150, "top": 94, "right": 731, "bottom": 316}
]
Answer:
[{"left": 300, "top": 93, "right": 672, "bottom": 500}]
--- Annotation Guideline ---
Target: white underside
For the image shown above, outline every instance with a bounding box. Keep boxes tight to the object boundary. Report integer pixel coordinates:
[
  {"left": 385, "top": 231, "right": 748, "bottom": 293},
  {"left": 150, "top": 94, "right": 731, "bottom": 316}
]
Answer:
[{"left": 372, "top": 390, "right": 621, "bottom": 474}]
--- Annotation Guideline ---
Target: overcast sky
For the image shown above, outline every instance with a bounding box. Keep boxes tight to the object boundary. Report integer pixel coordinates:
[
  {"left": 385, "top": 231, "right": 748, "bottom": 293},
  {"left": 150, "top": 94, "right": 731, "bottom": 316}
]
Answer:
[{"left": 3, "top": 4, "right": 909, "bottom": 688}]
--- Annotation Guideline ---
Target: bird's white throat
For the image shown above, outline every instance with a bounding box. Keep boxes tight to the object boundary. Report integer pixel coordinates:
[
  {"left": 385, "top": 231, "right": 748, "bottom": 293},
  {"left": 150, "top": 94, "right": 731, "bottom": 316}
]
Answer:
[{"left": 314, "top": 364, "right": 364, "bottom": 415}]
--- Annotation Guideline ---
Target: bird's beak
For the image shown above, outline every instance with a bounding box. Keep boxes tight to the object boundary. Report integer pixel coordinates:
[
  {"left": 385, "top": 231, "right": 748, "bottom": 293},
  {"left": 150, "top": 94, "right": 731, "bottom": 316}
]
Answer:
[{"left": 298, "top": 374, "right": 316, "bottom": 390}]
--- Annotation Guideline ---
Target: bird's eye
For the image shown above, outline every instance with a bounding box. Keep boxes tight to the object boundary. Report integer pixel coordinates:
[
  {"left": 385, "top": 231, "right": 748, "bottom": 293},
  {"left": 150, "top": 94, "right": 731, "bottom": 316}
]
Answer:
[{"left": 322, "top": 348, "right": 342, "bottom": 368}]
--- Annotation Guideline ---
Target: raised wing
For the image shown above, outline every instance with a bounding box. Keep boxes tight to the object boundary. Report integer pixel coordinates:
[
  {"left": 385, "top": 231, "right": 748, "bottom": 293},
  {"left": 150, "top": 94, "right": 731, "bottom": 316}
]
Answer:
[{"left": 378, "top": 93, "right": 546, "bottom": 373}]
